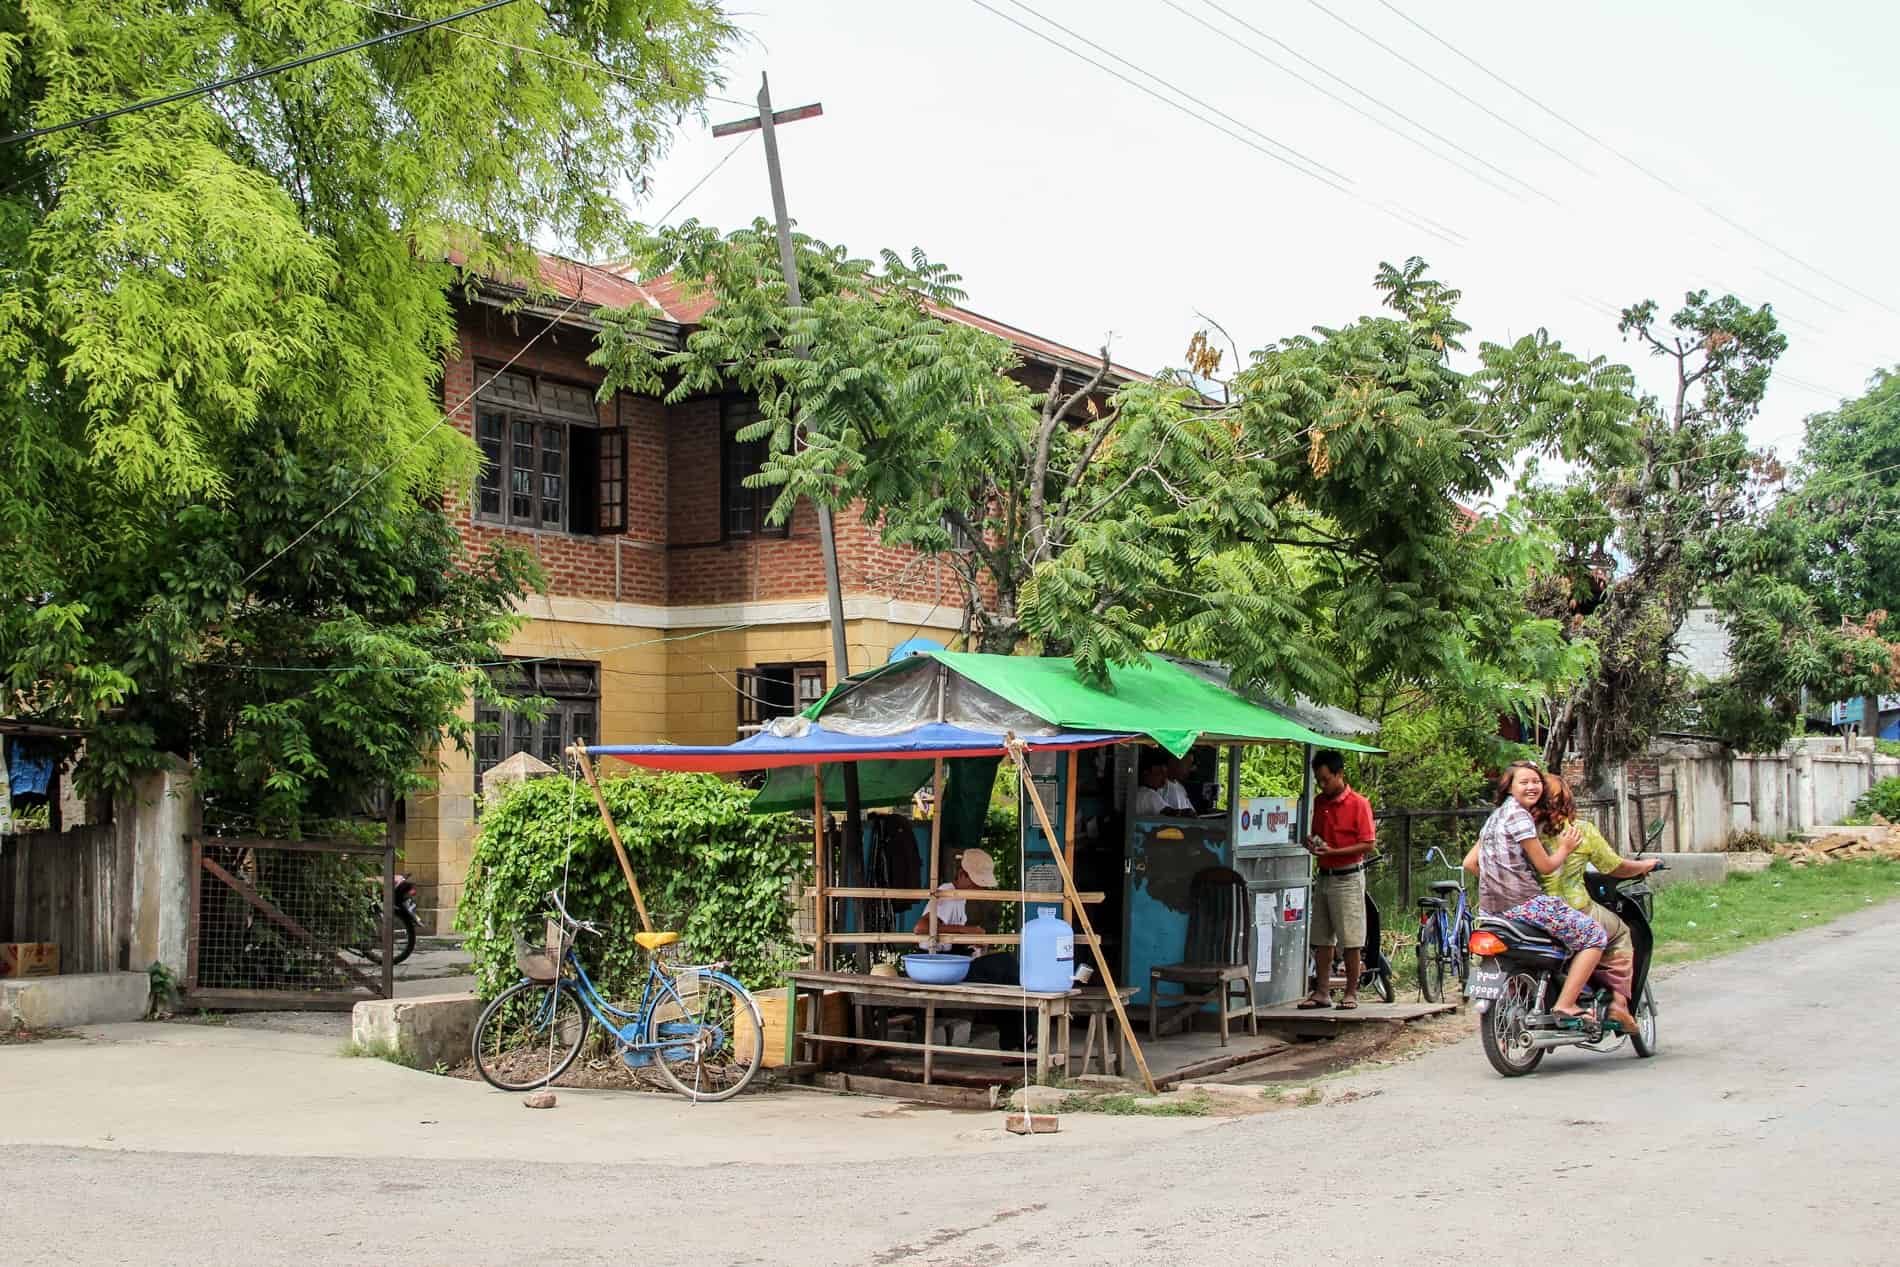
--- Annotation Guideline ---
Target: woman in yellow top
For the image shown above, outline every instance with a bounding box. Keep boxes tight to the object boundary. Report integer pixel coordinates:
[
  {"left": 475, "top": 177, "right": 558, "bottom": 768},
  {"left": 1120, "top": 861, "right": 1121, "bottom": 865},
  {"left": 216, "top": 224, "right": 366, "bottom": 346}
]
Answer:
[{"left": 1533, "top": 774, "right": 1660, "bottom": 1034}]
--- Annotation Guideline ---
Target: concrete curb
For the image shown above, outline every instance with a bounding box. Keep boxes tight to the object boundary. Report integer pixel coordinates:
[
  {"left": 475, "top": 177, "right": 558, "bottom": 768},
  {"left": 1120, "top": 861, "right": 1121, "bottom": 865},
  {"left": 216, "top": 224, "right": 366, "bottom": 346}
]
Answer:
[
  {"left": 351, "top": 992, "right": 482, "bottom": 1068},
  {"left": 1, "top": 972, "right": 150, "bottom": 1029}
]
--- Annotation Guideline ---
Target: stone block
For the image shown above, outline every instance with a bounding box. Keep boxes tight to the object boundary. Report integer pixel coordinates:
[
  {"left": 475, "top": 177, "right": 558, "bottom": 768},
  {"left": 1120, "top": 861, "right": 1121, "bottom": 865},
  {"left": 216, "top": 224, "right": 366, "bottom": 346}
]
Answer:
[
  {"left": 351, "top": 991, "right": 483, "bottom": 1068},
  {"left": 0, "top": 972, "right": 150, "bottom": 1030}
]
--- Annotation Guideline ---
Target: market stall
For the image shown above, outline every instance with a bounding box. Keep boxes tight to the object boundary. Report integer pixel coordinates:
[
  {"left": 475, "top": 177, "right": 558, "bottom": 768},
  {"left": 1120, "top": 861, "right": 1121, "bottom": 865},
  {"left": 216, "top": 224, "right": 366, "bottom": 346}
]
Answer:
[{"left": 584, "top": 650, "right": 1379, "bottom": 1089}]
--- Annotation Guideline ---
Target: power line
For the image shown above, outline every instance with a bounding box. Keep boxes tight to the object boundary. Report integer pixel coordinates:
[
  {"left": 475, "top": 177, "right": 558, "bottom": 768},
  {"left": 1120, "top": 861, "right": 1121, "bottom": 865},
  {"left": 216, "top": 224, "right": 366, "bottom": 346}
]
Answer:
[
  {"left": 997, "top": 0, "right": 1349, "bottom": 184},
  {"left": 651, "top": 131, "right": 755, "bottom": 225},
  {"left": 1368, "top": 0, "right": 1900, "bottom": 323},
  {"left": 1, "top": 0, "right": 524, "bottom": 146},
  {"left": 1176, "top": 0, "right": 1548, "bottom": 205},
  {"left": 1303, "top": 0, "right": 1591, "bottom": 178},
  {"left": 964, "top": 0, "right": 1459, "bottom": 246}
]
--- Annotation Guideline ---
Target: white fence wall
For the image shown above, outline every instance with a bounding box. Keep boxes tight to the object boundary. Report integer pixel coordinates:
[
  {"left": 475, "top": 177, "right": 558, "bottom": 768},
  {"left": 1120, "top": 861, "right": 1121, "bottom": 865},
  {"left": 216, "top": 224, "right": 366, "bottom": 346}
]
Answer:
[{"left": 1648, "top": 738, "right": 1898, "bottom": 851}]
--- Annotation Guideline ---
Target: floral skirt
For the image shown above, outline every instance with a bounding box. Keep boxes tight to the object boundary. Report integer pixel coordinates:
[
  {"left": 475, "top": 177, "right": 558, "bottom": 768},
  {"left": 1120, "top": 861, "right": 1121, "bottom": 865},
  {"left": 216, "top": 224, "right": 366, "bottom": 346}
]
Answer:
[{"left": 1501, "top": 894, "right": 1609, "bottom": 954}]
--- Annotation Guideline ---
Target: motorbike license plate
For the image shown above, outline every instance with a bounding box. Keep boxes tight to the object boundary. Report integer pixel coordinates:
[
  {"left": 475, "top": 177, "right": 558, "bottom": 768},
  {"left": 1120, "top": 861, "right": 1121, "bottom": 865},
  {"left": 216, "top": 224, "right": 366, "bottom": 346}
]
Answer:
[{"left": 1466, "top": 961, "right": 1506, "bottom": 1001}]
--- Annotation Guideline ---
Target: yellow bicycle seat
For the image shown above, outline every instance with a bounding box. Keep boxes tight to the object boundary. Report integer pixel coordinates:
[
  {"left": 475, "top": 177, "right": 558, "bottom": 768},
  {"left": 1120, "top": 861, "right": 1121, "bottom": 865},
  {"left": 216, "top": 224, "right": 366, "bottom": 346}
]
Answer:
[{"left": 635, "top": 931, "right": 681, "bottom": 951}]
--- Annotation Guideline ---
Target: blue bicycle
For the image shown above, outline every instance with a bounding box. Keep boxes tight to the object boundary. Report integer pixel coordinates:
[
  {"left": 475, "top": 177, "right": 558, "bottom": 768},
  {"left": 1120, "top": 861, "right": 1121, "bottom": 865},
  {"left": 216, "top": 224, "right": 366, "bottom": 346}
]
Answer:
[
  {"left": 471, "top": 890, "right": 764, "bottom": 1101},
  {"left": 1415, "top": 846, "right": 1473, "bottom": 1003}
]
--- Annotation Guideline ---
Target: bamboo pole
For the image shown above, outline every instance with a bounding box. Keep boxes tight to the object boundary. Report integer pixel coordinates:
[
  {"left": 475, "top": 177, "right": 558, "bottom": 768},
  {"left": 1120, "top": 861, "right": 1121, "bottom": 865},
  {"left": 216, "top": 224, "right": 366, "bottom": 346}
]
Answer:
[
  {"left": 813, "top": 764, "right": 828, "bottom": 970},
  {"left": 571, "top": 745, "right": 651, "bottom": 932},
  {"left": 1007, "top": 736, "right": 1156, "bottom": 1094},
  {"left": 926, "top": 758, "right": 944, "bottom": 947},
  {"left": 1061, "top": 750, "right": 1079, "bottom": 924}
]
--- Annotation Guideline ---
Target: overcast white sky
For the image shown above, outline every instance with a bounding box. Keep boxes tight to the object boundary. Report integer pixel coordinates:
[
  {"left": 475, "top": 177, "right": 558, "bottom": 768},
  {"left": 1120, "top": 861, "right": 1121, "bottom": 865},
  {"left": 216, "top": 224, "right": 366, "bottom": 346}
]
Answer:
[{"left": 625, "top": 0, "right": 1900, "bottom": 462}]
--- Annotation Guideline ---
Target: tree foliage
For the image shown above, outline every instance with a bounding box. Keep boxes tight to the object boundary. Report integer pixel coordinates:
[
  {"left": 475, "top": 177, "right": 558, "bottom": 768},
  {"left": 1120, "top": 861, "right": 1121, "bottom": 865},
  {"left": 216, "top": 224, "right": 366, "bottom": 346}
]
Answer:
[
  {"left": 1530, "top": 290, "right": 1789, "bottom": 783},
  {"left": 1, "top": 0, "right": 728, "bottom": 816},
  {"left": 456, "top": 770, "right": 807, "bottom": 996},
  {"left": 598, "top": 235, "right": 1630, "bottom": 720}
]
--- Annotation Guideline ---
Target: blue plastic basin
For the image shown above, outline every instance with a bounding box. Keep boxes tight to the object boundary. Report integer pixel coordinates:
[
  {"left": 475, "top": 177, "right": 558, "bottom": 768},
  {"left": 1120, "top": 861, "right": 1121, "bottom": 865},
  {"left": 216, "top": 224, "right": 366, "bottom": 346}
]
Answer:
[{"left": 902, "top": 953, "right": 972, "bottom": 984}]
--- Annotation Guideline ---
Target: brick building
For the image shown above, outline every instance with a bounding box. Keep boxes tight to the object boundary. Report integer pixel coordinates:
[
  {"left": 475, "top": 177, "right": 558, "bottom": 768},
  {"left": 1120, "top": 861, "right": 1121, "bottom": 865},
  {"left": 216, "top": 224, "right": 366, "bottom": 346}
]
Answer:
[{"left": 405, "top": 256, "right": 1145, "bottom": 929}]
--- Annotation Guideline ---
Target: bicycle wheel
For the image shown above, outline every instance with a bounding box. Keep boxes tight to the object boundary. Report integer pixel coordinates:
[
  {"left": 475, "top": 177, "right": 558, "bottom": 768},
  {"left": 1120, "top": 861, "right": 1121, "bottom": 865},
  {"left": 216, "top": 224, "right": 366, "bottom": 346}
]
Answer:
[
  {"left": 472, "top": 979, "right": 591, "bottom": 1092},
  {"left": 1416, "top": 916, "right": 1447, "bottom": 1003},
  {"left": 647, "top": 969, "right": 762, "bottom": 1102},
  {"left": 1450, "top": 913, "right": 1473, "bottom": 991}
]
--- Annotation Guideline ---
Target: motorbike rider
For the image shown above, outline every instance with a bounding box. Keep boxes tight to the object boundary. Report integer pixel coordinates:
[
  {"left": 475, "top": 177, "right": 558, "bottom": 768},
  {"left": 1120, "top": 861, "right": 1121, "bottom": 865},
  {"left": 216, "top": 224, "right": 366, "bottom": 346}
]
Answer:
[
  {"left": 1463, "top": 761, "right": 1606, "bottom": 1027},
  {"left": 1533, "top": 773, "right": 1660, "bottom": 1034}
]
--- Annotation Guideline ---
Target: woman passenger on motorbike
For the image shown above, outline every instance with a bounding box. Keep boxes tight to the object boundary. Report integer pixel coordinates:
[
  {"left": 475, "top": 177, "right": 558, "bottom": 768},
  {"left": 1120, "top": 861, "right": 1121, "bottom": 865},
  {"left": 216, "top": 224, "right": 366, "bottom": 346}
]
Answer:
[
  {"left": 1462, "top": 761, "right": 1606, "bottom": 1025},
  {"left": 1533, "top": 773, "right": 1661, "bottom": 1034}
]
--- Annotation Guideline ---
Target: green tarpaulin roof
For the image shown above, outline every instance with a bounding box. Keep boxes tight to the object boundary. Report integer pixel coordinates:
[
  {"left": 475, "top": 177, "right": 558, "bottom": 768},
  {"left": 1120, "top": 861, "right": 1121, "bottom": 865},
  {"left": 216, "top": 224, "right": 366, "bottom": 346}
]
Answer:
[{"left": 813, "top": 651, "right": 1382, "bottom": 758}]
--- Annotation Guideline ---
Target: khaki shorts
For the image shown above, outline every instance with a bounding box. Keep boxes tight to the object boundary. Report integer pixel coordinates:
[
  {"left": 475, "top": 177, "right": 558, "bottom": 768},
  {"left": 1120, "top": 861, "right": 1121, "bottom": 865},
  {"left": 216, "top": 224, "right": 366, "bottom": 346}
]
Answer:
[{"left": 1310, "top": 868, "right": 1367, "bottom": 949}]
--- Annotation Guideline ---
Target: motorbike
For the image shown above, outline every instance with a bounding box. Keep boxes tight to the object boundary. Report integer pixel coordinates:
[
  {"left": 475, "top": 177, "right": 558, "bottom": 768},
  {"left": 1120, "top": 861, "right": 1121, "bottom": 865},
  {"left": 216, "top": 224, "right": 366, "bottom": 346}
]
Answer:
[
  {"left": 1466, "top": 860, "right": 1664, "bottom": 1076},
  {"left": 355, "top": 873, "right": 420, "bottom": 965}
]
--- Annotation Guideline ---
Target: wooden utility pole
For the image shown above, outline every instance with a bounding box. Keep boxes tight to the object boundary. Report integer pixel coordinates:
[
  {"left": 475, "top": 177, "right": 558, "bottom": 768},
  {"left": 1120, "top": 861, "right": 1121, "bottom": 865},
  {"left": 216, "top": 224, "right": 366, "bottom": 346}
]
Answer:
[{"left": 713, "top": 77, "right": 865, "bottom": 963}]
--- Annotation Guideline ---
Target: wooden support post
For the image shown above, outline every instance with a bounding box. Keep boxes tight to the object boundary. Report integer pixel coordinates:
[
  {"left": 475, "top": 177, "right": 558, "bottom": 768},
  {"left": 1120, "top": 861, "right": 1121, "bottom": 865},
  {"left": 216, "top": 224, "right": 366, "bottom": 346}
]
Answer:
[
  {"left": 572, "top": 745, "right": 651, "bottom": 931},
  {"left": 926, "top": 758, "right": 944, "bottom": 946},
  {"left": 812, "top": 764, "right": 828, "bottom": 970},
  {"left": 1061, "top": 750, "right": 1079, "bottom": 924},
  {"left": 1007, "top": 737, "right": 1157, "bottom": 1094},
  {"left": 1400, "top": 814, "right": 1414, "bottom": 912}
]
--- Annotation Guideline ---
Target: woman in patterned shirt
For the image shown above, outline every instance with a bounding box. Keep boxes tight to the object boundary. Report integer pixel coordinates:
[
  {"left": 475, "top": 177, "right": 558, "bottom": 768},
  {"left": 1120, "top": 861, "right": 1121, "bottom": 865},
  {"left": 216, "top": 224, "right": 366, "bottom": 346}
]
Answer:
[
  {"left": 1534, "top": 773, "right": 1661, "bottom": 1034},
  {"left": 1462, "top": 761, "right": 1607, "bottom": 1025}
]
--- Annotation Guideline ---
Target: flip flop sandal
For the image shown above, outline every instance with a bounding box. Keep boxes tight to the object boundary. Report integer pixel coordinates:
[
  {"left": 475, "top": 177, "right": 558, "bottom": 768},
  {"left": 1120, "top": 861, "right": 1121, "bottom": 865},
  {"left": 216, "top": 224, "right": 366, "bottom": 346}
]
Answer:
[
  {"left": 1335, "top": 998, "right": 1360, "bottom": 1010},
  {"left": 1296, "top": 997, "right": 1331, "bottom": 1010}
]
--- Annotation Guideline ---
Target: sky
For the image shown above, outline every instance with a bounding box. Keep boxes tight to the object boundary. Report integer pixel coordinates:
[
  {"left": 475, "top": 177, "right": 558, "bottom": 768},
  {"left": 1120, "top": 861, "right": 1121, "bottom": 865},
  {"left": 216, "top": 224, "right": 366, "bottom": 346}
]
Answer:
[{"left": 620, "top": 0, "right": 1900, "bottom": 464}]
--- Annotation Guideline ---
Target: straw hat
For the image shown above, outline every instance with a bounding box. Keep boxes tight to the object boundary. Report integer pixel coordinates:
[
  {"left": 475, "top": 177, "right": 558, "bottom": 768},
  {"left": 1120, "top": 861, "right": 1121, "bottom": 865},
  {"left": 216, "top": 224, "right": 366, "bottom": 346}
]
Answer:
[{"left": 958, "top": 848, "right": 998, "bottom": 888}]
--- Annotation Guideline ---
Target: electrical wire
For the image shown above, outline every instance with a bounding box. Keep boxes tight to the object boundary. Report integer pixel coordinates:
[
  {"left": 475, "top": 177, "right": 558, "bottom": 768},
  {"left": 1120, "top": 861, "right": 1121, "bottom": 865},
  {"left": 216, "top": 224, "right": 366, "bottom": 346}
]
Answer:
[
  {"left": 1367, "top": 0, "right": 1900, "bottom": 323},
  {"left": 1, "top": 0, "right": 524, "bottom": 146},
  {"left": 1304, "top": 0, "right": 1591, "bottom": 177},
  {"left": 651, "top": 131, "right": 756, "bottom": 225},
  {"left": 1172, "top": 0, "right": 1547, "bottom": 205},
  {"left": 963, "top": 0, "right": 1459, "bottom": 247}
]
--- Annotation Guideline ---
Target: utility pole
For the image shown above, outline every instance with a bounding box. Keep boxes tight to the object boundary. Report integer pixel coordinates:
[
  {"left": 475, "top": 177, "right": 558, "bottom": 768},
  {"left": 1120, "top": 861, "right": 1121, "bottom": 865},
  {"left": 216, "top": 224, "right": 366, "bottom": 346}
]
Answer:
[{"left": 713, "top": 75, "right": 865, "bottom": 965}]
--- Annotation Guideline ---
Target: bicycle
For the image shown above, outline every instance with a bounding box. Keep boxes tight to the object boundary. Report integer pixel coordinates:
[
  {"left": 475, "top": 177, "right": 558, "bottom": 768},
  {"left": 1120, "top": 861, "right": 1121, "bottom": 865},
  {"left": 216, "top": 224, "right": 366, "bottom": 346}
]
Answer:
[
  {"left": 471, "top": 890, "right": 764, "bottom": 1102},
  {"left": 1414, "top": 846, "right": 1473, "bottom": 1003}
]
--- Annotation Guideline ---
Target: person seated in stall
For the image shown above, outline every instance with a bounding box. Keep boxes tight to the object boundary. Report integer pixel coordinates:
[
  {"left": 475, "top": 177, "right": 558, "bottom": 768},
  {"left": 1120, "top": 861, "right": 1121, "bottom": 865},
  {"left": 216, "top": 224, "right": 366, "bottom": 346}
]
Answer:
[
  {"left": 1135, "top": 757, "right": 1194, "bottom": 817},
  {"left": 910, "top": 849, "right": 1029, "bottom": 1050}
]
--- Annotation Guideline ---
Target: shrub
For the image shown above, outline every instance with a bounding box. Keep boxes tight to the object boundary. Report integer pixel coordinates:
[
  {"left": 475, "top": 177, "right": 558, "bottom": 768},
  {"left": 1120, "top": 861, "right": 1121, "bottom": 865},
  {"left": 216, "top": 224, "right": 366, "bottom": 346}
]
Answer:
[
  {"left": 1853, "top": 776, "right": 1900, "bottom": 824},
  {"left": 455, "top": 771, "right": 807, "bottom": 1000}
]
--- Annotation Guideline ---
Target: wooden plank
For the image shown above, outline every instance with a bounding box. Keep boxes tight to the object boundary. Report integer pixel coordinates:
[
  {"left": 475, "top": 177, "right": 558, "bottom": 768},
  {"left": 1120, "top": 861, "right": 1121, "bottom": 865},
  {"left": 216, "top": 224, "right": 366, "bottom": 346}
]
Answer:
[
  {"left": 1151, "top": 1039, "right": 1292, "bottom": 1089},
  {"left": 812, "top": 764, "right": 827, "bottom": 967},
  {"left": 188, "top": 836, "right": 380, "bottom": 855},
  {"left": 199, "top": 854, "right": 384, "bottom": 997},
  {"left": 814, "top": 1071, "right": 998, "bottom": 1109},
  {"left": 821, "top": 932, "right": 1023, "bottom": 946},
  {"left": 793, "top": 1031, "right": 1041, "bottom": 1062},
  {"left": 788, "top": 972, "right": 1075, "bottom": 1004},
  {"left": 572, "top": 745, "right": 651, "bottom": 931},
  {"left": 1062, "top": 750, "right": 1079, "bottom": 924},
  {"left": 825, "top": 887, "right": 1104, "bottom": 903},
  {"left": 1007, "top": 736, "right": 1158, "bottom": 1094},
  {"left": 926, "top": 757, "right": 942, "bottom": 947},
  {"left": 183, "top": 988, "right": 364, "bottom": 1012}
]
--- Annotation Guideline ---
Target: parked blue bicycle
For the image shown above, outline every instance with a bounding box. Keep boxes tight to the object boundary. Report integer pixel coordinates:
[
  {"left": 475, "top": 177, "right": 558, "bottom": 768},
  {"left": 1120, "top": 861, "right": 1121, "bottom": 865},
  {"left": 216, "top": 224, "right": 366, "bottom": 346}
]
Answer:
[
  {"left": 471, "top": 890, "right": 763, "bottom": 1101},
  {"left": 1415, "top": 846, "right": 1473, "bottom": 1003}
]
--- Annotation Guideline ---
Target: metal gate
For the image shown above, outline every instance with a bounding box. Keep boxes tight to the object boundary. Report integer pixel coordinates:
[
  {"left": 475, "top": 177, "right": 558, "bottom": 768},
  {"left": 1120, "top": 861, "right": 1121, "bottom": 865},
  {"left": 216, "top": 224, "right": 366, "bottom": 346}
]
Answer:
[{"left": 185, "top": 836, "right": 395, "bottom": 1010}]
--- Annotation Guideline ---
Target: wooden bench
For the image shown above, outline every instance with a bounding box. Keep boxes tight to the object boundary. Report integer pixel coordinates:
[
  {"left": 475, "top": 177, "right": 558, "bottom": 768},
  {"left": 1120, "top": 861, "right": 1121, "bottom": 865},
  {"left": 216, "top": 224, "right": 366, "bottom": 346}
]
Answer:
[{"left": 788, "top": 970, "right": 1077, "bottom": 1085}]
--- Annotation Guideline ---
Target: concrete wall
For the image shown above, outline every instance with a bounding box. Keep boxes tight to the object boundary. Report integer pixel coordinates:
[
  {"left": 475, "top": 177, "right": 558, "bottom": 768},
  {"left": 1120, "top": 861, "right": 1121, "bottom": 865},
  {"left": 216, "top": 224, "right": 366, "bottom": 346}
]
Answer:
[{"left": 1642, "top": 738, "right": 1898, "bottom": 852}]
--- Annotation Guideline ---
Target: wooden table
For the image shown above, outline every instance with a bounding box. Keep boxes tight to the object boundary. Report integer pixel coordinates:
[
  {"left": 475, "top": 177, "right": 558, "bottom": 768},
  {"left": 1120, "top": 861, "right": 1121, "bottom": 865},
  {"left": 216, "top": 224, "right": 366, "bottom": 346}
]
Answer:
[{"left": 788, "top": 970, "right": 1078, "bottom": 1085}]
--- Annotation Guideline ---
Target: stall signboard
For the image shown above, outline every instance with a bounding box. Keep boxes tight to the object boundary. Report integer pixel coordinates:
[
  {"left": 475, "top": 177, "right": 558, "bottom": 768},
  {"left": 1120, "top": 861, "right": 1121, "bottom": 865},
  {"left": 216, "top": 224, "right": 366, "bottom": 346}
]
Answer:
[{"left": 1236, "top": 796, "right": 1294, "bottom": 847}]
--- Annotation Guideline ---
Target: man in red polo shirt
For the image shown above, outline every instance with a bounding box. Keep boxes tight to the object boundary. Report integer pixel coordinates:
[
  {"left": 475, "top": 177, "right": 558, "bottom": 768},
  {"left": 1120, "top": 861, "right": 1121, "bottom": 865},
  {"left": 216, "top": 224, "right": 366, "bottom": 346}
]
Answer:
[{"left": 1299, "top": 749, "right": 1377, "bottom": 1009}]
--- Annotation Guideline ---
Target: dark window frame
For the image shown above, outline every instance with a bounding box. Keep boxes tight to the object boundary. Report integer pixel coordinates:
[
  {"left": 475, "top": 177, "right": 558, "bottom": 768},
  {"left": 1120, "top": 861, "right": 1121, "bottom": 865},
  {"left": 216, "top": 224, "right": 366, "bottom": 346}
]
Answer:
[
  {"left": 474, "top": 658, "right": 600, "bottom": 795},
  {"left": 737, "top": 661, "right": 827, "bottom": 736},
  {"left": 472, "top": 364, "right": 627, "bottom": 536},
  {"left": 720, "top": 394, "right": 791, "bottom": 541}
]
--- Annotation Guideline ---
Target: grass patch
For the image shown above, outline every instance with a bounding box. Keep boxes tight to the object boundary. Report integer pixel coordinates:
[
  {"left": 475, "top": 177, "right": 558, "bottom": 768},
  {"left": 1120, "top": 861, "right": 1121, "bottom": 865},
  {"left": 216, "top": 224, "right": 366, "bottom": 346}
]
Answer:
[
  {"left": 339, "top": 1035, "right": 417, "bottom": 1067},
  {"left": 1651, "top": 857, "right": 1900, "bottom": 965},
  {"left": 1057, "top": 1091, "right": 1213, "bottom": 1117}
]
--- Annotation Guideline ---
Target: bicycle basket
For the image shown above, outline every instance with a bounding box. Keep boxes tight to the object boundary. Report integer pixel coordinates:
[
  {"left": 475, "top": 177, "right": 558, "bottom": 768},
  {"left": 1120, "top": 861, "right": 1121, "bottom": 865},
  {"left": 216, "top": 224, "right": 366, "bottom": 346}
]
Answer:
[{"left": 512, "top": 919, "right": 568, "bottom": 982}]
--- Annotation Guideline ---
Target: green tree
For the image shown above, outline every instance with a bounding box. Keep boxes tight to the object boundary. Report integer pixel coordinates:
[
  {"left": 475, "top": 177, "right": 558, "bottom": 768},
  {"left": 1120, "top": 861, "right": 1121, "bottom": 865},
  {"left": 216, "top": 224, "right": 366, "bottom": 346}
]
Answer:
[
  {"left": 1, "top": 1, "right": 729, "bottom": 811},
  {"left": 599, "top": 236, "right": 1631, "bottom": 715},
  {"left": 1531, "top": 290, "right": 1788, "bottom": 787}
]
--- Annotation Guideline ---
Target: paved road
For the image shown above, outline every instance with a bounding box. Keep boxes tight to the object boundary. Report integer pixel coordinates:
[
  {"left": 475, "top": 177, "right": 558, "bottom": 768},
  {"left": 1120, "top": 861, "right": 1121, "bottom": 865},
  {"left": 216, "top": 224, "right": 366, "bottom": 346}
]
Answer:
[{"left": 4, "top": 902, "right": 1896, "bottom": 1266}]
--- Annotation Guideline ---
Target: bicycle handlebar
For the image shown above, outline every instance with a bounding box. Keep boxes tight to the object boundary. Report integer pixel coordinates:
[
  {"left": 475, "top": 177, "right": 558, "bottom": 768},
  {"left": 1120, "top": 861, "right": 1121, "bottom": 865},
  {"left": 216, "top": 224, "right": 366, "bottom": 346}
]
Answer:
[{"left": 546, "top": 889, "right": 603, "bottom": 937}]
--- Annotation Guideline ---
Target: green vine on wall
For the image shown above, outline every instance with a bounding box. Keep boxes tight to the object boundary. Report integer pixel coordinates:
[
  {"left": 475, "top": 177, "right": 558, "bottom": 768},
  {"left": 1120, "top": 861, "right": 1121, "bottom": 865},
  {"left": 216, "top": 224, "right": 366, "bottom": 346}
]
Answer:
[{"left": 455, "top": 771, "right": 807, "bottom": 999}]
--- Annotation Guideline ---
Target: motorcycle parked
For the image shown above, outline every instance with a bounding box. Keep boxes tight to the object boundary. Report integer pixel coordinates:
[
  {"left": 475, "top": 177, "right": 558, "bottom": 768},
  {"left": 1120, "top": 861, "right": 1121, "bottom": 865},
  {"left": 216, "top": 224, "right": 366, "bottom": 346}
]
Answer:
[
  {"left": 1307, "top": 889, "right": 1397, "bottom": 1004},
  {"left": 355, "top": 873, "right": 420, "bottom": 965},
  {"left": 1466, "top": 860, "right": 1665, "bottom": 1076}
]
